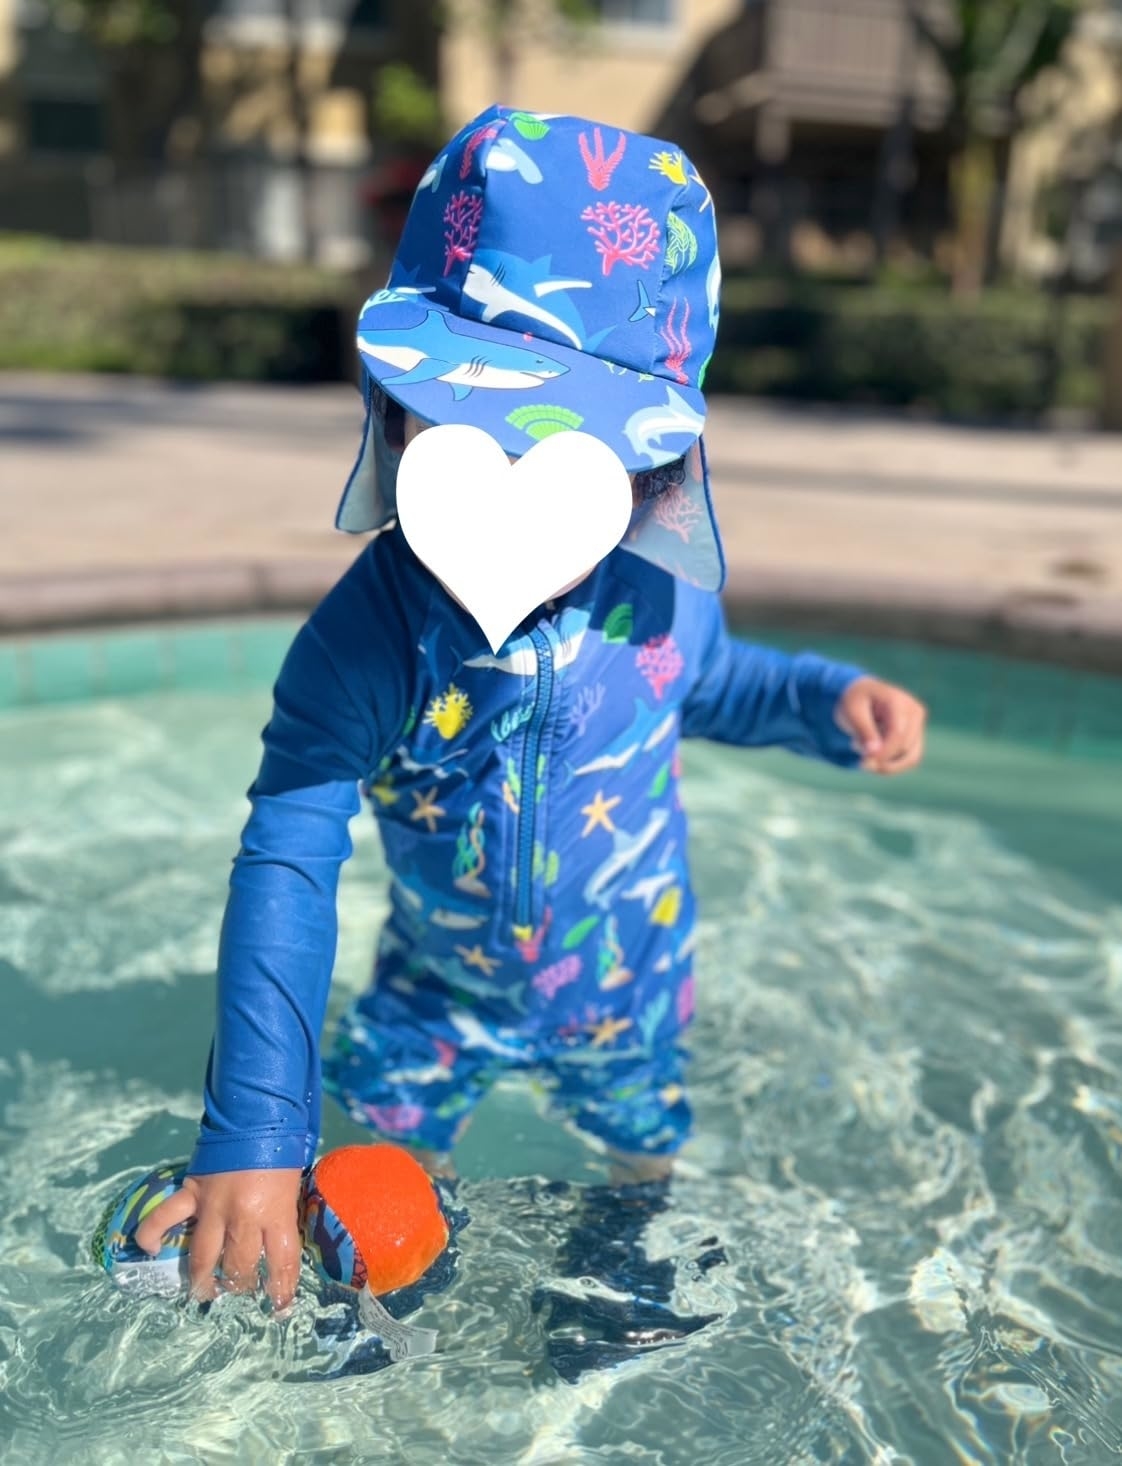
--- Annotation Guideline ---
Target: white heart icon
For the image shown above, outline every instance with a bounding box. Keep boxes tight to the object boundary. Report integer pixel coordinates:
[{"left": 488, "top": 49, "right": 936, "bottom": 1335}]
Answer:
[{"left": 396, "top": 425, "right": 634, "bottom": 652}]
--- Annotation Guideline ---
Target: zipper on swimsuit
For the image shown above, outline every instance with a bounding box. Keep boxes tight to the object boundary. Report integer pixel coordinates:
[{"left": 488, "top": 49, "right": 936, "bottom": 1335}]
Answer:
[{"left": 514, "top": 624, "right": 554, "bottom": 932}]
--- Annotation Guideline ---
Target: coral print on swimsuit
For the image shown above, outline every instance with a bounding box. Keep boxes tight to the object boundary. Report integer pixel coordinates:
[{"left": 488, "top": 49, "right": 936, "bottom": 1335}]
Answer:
[
  {"left": 353, "top": 107, "right": 720, "bottom": 474},
  {"left": 321, "top": 531, "right": 717, "bottom": 1156},
  {"left": 353, "top": 548, "right": 697, "bottom": 1043}
]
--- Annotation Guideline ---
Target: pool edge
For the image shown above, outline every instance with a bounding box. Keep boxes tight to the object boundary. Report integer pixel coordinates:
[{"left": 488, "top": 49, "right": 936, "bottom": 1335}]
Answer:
[
  {"left": 722, "top": 565, "right": 1122, "bottom": 677},
  {"left": 2, "top": 557, "right": 1122, "bottom": 676}
]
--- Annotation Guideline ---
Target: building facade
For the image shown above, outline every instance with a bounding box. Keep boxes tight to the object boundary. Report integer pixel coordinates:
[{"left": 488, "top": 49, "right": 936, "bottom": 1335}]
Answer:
[{"left": 0, "top": 0, "right": 1118, "bottom": 278}]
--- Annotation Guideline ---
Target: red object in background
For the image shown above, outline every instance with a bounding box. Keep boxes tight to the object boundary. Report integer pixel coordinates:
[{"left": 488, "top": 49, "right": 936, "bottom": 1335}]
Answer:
[
  {"left": 361, "top": 154, "right": 430, "bottom": 246},
  {"left": 313, "top": 1143, "right": 449, "bottom": 1296}
]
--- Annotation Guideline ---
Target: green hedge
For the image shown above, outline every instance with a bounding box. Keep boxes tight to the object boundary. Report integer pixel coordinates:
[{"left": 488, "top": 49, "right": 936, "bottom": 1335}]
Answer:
[
  {"left": 0, "top": 236, "right": 1112, "bottom": 420},
  {"left": 710, "top": 275, "right": 1111, "bottom": 420},
  {"left": 0, "top": 234, "right": 359, "bottom": 382}
]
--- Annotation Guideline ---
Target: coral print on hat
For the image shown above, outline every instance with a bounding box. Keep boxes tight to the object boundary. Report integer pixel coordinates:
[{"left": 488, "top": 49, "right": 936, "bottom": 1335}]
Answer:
[{"left": 336, "top": 106, "right": 726, "bottom": 594}]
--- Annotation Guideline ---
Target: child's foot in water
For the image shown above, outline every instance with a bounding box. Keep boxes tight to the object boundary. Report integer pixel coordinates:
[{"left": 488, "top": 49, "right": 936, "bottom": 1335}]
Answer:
[{"left": 532, "top": 1179, "right": 726, "bottom": 1383}]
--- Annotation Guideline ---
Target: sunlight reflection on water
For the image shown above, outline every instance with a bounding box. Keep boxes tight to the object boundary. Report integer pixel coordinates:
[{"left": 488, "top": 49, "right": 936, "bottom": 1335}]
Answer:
[{"left": 1, "top": 689, "right": 1120, "bottom": 1464}]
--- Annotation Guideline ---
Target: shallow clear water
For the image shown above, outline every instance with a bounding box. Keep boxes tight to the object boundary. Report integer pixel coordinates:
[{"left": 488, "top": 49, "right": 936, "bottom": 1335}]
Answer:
[{"left": 1, "top": 659, "right": 1121, "bottom": 1464}]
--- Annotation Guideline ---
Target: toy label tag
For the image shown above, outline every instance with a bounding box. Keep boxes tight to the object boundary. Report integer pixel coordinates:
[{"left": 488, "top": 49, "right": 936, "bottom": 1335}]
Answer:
[
  {"left": 396, "top": 425, "right": 633, "bottom": 653},
  {"left": 357, "top": 1284, "right": 438, "bottom": 1359}
]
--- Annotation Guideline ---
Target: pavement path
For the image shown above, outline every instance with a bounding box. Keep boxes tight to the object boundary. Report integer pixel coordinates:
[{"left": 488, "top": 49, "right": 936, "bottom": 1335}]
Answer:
[{"left": 2, "top": 374, "right": 1121, "bottom": 669}]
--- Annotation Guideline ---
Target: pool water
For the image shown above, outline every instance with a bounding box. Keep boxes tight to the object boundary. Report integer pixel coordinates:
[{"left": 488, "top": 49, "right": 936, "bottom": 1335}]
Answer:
[{"left": 1, "top": 623, "right": 1121, "bottom": 1464}]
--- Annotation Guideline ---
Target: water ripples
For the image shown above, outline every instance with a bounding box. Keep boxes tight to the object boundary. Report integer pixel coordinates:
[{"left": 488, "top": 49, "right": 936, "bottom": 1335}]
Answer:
[{"left": 1, "top": 694, "right": 1121, "bottom": 1461}]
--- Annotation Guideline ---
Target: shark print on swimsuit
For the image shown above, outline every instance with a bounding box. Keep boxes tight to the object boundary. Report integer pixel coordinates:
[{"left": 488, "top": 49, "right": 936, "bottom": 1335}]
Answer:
[
  {"left": 297, "top": 525, "right": 867, "bottom": 1164},
  {"left": 570, "top": 698, "right": 676, "bottom": 778},
  {"left": 199, "top": 111, "right": 878, "bottom": 1176}
]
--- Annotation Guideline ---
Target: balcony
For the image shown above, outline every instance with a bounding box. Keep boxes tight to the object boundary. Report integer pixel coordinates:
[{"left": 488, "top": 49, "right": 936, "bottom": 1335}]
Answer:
[{"left": 693, "top": 0, "right": 951, "bottom": 137}]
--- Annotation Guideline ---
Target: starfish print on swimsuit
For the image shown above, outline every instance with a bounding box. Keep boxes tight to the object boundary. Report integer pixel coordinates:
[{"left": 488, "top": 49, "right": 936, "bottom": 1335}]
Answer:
[
  {"left": 454, "top": 944, "right": 501, "bottom": 977},
  {"left": 411, "top": 788, "right": 445, "bottom": 833},
  {"left": 585, "top": 1013, "right": 633, "bottom": 1048},
  {"left": 580, "top": 790, "right": 621, "bottom": 837}
]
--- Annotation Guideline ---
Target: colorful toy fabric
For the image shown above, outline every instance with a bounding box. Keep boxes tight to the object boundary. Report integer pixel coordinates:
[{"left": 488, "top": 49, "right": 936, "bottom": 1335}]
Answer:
[
  {"left": 92, "top": 1162, "right": 193, "bottom": 1297},
  {"left": 94, "top": 1144, "right": 457, "bottom": 1357},
  {"left": 302, "top": 1144, "right": 449, "bottom": 1295}
]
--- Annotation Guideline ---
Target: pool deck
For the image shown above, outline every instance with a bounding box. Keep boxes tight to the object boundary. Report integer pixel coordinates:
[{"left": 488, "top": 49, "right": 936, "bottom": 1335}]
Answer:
[{"left": 3, "top": 372, "right": 1122, "bottom": 671}]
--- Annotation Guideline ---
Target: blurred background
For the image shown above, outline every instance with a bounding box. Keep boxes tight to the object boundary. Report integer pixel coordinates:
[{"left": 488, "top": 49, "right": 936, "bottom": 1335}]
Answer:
[
  {"left": 2, "top": 0, "right": 1121, "bottom": 419},
  {"left": 7, "top": 15, "right": 1122, "bottom": 1457},
  {"left": 1, "top": 0, "right": 1122, "bottom": 672}
]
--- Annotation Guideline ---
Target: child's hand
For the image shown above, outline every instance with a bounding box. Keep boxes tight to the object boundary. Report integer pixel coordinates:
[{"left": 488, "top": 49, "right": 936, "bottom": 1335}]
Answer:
[
  {"left": 133, "top": 1167, "right": 304, "bottom": 1308},
  {"left": 835, "top": 676, "right": 927, "bottom": 775}
]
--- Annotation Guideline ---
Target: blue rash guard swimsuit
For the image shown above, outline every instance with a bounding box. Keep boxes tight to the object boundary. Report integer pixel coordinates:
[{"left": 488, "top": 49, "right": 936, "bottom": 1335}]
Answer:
[{"left": 188, "top": 526, "right": 863, "bottom": 1173}]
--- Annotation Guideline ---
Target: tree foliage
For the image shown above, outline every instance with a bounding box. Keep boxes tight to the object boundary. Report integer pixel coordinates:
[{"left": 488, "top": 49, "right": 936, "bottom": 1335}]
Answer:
[
  {"left": 39, "top": 0, "right": 181, "bottom": 48},
  {"left": 912, "top": 0, "right": 1085, "bottom": 292}
]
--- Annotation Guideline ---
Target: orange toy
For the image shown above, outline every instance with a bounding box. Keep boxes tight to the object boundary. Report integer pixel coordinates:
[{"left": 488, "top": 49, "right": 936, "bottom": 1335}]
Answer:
[{"left": 304, "top": 1144, "right": 450, "bottom": 1296}]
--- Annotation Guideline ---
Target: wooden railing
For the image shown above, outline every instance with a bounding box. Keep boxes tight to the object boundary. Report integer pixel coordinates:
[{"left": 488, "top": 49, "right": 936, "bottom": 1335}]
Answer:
[{"left": 765, "top": 0, "right": 950, "bottom": 129}]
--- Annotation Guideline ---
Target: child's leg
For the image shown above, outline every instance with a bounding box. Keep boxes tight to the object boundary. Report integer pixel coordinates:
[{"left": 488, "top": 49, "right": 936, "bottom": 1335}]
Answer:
[
  {"left": 323, "top": 980, "right": 505, "bottom": 1164},
  {"left": 411, "top": 1147, "right": 460, "bottom": 1180},
  {"left": 605, "top": 1148, "right": 675, "bottom": 1187},
  {"left": 531, "top": 1044, "right": 723, "bottom": 1380}
]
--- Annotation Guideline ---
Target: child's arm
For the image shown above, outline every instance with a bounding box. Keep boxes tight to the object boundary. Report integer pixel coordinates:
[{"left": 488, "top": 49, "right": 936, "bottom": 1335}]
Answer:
[
  {"left": 136, "top": 549, "right": 411, "bottom": 1303},
  {"left": 679, "top": 589, "right": 925, "bottom": 772}
]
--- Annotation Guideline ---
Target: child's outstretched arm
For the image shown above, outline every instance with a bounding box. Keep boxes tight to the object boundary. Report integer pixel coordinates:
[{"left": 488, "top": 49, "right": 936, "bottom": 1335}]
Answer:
[
  {"left": 136, "top": 548, "right": 410, "bottom": 1304},
  {"left": 679, "top": 588, "right": 926, "bottom": 773}
]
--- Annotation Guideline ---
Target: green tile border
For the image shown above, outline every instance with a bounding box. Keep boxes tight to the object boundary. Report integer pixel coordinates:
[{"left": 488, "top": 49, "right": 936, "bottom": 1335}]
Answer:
[
  {"left": 0, "top": 616, "right": 1120, "bottom": 761},
  {"left": 734, "top": 625, "right": 1122, "bottom": 761},
  {"left": 0, "top": 617, "right": 295, "bottom": 711}
]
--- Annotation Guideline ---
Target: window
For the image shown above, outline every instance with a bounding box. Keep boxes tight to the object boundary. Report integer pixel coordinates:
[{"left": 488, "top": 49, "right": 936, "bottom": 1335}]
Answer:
[
  {"left": 26, "top": 96, "right": 105, "bottom": 153},
  {"left": 207, "top": 0, "right": 386, "bottom": 36},
  {"left": 590, "top": 0, "right": 673, "bottom": 24}
]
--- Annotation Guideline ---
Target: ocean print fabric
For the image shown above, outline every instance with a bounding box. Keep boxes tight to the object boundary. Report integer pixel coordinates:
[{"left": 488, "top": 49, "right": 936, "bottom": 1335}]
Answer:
[
  {"left": 336, "top": 106, "right": 727, "bottom": 592},
  {"left": 189, "top": 532, "right": 865, "bottom": 1175}
]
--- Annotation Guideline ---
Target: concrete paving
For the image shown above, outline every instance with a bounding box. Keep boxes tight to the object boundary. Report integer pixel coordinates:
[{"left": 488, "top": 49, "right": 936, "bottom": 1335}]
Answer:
[{"left": 2, "top": 373, "right": 1121, "bottom": 669}]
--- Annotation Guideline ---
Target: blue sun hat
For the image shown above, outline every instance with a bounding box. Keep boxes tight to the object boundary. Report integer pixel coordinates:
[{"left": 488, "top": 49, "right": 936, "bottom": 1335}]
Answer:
[{"left": 337, "top": 105, "right": 725, "bottom": 592}]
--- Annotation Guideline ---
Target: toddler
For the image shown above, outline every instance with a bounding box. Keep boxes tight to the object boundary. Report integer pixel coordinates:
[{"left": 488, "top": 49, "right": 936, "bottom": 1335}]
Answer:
[{"left": 137, "top": 106, "right": 926, "bottom": 1310}]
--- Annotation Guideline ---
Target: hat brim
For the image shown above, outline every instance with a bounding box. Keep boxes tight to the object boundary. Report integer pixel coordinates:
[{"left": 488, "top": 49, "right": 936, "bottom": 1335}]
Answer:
[
  {"left": 352, "top": 297, "right": 707, "bottom": 473},
  {"left": 336, "top": 297, "right": 726, "bottom": 592}
]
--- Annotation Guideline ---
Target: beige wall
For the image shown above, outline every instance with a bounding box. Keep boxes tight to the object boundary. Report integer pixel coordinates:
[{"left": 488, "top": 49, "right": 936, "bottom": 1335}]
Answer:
[
  {"left": 0, "top": 0, "right": 17, "bottom": 156},
  {"left": 204, "top": 44, "right": 375, "bottom": 164},
  {"left": 442, "top": 0, "right": 741, "bottom": 135},
  {"left": 0, "top": 0, "right": 16, "bottom": 75},
  {"left": 1002, "top": 30, "right": 1122, "bottom": 276}
]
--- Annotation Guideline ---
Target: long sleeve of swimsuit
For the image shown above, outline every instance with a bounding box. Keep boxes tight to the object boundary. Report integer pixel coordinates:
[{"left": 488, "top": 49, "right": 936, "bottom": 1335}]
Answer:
[
  {"left": 188, "top": 550, "right": 409, "bottom": 1175},
  {"left": 679, "top": 589, "right": 865, "bottom": 766}
]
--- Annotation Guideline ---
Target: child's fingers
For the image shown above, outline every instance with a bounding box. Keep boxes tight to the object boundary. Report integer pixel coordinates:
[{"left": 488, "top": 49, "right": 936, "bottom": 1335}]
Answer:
[
  {"left": 187, "top": 1213, "right": 225, "bottom": 1302},
  {"left": 875, "top": 717, "right": 917, "bottom": 767},
  {"left": 134, "top": 1185, "right": 198, "bottom": 1256},
  {"left": 262, "top": 1223, "right": 301, "bottom": 1311},
  {"left": 217, "top": 1224, "right": 265, "bottom": 1295},
  {"left": 843, "top": 695, "right": 883, "bottom": 756},
  {"left": 863, "top": 716, "right": 925, "bottom": 775}
]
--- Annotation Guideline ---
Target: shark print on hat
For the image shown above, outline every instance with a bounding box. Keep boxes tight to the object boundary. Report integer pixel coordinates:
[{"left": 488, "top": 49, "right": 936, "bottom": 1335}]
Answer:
[
  {"left": 358, "top": 309, "right": 569, "bottom": 404},
  {"left": 339, "top": 106, "right": 728, "bottom": 594}
]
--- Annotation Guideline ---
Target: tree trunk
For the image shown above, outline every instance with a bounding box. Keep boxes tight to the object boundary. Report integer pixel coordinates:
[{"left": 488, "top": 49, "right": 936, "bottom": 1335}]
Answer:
[
  {"left": 489, "top": 0, "right": 519, "bottom": 105},
  {"left": 950, "top": 130, "right": 996, "bottom": 297},
  {"left": 982, "top": 133, "right": 1012, "bottom": 288},
  {"left": 1104, "top": 246, "right": 1122, "bottom": 432},
  {"left": 281, "top": 0, "right": 317, "bottom": 261},
  {"left": 871, "top": 9, "right": 917, "bottom": 271}
]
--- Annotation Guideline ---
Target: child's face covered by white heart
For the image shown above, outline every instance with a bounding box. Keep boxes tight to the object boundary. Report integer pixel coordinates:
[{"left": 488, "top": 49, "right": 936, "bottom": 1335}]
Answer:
[{"left": 397, "top": 415, "right": 637, "bottom": 649}]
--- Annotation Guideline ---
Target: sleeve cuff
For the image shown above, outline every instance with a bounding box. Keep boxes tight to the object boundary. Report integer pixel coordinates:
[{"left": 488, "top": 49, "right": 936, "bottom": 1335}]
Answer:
[
  {"left": 187, "top": 1126, "right": 311, "bottom": 1176},
  {"left": 793, "top": 656, "right": 867, "bottom": 767}
]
